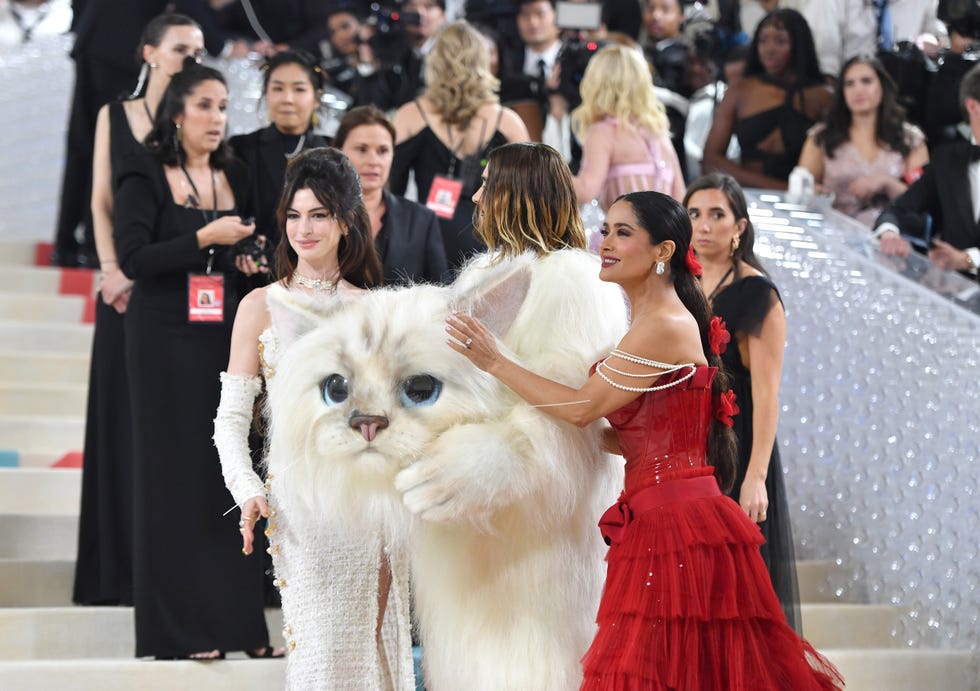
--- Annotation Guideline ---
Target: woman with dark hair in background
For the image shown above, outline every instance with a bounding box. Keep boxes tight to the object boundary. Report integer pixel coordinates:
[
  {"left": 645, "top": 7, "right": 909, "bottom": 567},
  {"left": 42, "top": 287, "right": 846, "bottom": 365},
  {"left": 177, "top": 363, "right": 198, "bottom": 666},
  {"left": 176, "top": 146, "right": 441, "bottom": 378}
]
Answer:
[
  {"left": 335, "top": 105, "right": 449, "bottom": 285},
  {"left": 114, "top": 59, "right": 272, "bottom": 659},
  {"left": 449, "top": 188, "right": 842, "bottom": 689},
  {"left": 685, "top": 172, "right": 800, "bottom": 632},
  {"left": 798, "top": 54, "right": 929, "bottom": 227},
  {"left": 229, "top": 50, "right": 330, "bottom": 288},
  {"left": 74, "top": 12, "right": 204, "bottom": 608},
  {"left": 703, "top": 8, "right": 832, "bottom": 189},
  {"left": 391, "top": 20, "right": 529, "bottom": 274}
]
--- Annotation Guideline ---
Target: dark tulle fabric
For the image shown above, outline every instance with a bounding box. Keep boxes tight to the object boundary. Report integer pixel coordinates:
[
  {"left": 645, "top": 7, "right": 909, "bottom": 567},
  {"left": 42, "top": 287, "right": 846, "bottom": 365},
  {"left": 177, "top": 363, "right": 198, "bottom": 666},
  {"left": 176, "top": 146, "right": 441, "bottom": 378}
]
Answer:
[
  {"left": 581, "top": 366, "right": 843, "bottom": 690},
  {"left": 712, "top": 274, "right": 802, "bottom": 633}
]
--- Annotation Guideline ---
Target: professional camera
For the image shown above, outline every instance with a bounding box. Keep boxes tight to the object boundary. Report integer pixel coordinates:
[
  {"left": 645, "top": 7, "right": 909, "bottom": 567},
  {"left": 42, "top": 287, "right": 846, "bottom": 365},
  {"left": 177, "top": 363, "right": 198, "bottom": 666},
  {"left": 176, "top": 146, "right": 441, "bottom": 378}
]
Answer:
[
  {"left": 557, "top": 39, "right": 607, "bottom": 109},
  {"left": 363, "top": 2, "right": 420, "bottom": 65}
]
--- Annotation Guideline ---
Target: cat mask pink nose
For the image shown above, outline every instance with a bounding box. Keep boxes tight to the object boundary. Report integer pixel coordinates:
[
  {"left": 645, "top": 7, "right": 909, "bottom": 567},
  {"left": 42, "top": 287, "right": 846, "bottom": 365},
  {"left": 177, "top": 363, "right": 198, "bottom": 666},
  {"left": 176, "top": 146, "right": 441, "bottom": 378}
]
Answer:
[{"left": 349, "top": 413, "right": 389, "bottom": 442}]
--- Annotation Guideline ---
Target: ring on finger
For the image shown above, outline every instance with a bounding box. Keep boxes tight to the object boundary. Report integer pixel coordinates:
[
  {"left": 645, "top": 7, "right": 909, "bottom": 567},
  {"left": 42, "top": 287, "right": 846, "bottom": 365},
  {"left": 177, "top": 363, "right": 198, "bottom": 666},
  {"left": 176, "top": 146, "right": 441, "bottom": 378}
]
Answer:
[{"left": 464, "top": 337, "right": 473, "bottom": 348}]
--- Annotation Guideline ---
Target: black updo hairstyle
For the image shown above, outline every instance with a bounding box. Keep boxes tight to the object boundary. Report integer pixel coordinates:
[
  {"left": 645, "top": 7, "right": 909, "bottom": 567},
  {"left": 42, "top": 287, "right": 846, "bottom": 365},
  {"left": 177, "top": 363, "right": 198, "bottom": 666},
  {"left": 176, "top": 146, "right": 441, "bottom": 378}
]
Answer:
[
  {"left": 144, "top": 57, "right": 234, "bottom": 169},
  {"left": 616, "top": 190, "right": 738, "bottom": 492},
  {"left": 274, "top": 147, "right": 382, "bottom": 289},
  {"left": 130, "top": 14, "right": 201, "bottom": 97}
]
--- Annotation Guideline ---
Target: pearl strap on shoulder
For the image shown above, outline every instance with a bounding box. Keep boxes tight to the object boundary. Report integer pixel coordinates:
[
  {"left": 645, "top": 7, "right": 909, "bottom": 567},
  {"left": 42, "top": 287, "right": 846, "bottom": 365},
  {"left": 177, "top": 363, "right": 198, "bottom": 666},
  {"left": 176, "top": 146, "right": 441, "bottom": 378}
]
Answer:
[{"left": 594, "top": 350, "right": 697, "bottom": 393}]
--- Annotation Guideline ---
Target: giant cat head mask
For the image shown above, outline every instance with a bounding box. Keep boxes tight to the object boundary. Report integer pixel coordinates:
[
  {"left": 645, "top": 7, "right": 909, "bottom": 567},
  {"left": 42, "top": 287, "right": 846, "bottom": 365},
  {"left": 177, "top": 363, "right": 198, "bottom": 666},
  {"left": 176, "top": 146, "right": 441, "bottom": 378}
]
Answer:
[{"left": 263, "top": 260, "right": 532, "bottom": 538}]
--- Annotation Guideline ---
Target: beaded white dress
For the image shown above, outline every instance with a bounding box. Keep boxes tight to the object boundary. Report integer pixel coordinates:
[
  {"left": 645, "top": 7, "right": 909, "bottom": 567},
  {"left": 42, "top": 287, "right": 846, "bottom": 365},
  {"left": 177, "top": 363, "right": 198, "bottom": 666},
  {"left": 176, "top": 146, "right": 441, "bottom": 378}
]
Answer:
[{"left": 235, "top": 284, "right": 414, "bottom": 690}]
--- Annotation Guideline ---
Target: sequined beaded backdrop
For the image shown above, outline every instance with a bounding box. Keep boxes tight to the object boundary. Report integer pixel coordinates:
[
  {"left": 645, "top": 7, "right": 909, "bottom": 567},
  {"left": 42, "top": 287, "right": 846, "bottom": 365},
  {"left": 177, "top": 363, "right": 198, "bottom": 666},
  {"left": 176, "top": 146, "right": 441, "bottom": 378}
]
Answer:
[{"left": 745, "top": 192, "right": 980, "bottom": 658}]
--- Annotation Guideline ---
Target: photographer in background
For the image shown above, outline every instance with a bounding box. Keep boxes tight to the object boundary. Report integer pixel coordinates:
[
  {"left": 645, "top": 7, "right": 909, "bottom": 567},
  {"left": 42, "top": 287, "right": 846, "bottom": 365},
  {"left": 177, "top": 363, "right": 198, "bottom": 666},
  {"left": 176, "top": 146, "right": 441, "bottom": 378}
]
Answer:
[{"left": 319, "top": 4, "right": 420, "bottom": 110}]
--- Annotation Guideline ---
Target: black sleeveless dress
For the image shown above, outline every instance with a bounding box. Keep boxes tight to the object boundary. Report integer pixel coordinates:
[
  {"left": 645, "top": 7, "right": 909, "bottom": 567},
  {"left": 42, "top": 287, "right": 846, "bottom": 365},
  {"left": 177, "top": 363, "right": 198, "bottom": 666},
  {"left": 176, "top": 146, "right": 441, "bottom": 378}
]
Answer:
[
  {"left": 733, "top": 78, "right": 816, "bottom": 181},
  {"left": 73, "top": 100, "right": 140, "bottom": 606},
  {"left": 712, "top": 274, "right": 802, "bottom": 633},
  {"left": 390, "top": 102, "right": 508, "bottom": 274},
  {"left": 113, "top": 151, "right": 270, "bottom": 658}
]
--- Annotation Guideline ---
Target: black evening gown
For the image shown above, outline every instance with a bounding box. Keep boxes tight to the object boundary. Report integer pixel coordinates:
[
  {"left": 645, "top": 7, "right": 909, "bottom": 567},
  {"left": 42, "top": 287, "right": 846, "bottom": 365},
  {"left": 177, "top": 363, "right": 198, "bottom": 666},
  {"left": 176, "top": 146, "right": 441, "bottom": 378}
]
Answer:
[
  {"left": 390, "top": 103, "right": 508, "bottom": 274},
  {"left": 73, "top": 101, "right": 140, "bottom": 606},
  {"left": 712, "top": 274, "right": 802, "bottom": 633},
  {"left": 114, "top": 150, "right": 269, "bottom": 658}
]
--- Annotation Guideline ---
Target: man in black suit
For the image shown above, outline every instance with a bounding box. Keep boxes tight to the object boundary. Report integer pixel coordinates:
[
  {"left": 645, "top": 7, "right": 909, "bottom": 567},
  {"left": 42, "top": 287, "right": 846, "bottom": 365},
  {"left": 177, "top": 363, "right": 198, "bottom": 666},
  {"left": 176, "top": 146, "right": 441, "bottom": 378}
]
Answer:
[{"left": 874, "top": 62, "right": 980, "bottom": 279}]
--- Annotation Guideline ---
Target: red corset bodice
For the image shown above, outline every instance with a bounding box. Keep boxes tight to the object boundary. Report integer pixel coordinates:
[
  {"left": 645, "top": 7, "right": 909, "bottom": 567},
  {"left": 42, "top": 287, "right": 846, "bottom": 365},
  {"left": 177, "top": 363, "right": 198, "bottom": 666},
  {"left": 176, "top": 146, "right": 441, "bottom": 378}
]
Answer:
[{"left": 605, "top": 365, "right": 717, "bottom": 494}]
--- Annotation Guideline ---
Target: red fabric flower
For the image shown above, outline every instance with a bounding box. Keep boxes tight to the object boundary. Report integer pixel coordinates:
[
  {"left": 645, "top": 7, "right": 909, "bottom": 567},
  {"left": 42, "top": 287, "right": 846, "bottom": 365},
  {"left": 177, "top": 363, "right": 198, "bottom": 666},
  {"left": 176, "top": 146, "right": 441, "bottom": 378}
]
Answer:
[
  {"left": 714, "top": 389, "right": 739, "bottom": 427},
  {"left": 709, "top": 316, "right": 731, "bottom": 356},
  {"left": 685, "top": 246, "right": 703, "bottom": 277}
]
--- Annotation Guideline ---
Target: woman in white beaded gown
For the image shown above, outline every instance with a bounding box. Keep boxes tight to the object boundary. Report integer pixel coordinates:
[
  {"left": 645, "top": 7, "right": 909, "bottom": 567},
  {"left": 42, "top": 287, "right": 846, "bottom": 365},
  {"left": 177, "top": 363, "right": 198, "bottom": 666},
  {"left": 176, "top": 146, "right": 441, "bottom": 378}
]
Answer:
[{"left": 212, "top": 148, "right": 414, "bottom": 689}]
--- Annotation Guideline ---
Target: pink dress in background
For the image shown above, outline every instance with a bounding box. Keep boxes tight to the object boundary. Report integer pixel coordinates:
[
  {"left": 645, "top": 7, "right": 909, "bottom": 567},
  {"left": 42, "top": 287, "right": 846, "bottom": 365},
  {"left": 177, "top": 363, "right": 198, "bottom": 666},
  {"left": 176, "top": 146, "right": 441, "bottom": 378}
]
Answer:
[
  {"left": 815, "top": 122, "right": 925, "bottom": 227},
  {"left": 582, "top": 117, "right": 684, "bottom": 212}
]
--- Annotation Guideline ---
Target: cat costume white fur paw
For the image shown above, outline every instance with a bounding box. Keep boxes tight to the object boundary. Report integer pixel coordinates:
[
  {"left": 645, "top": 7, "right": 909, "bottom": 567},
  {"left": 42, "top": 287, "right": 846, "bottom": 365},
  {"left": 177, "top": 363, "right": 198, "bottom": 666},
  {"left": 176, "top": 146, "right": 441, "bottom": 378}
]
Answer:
[{"left": 266, "top": 250, "right": 628, "bottom": 691}]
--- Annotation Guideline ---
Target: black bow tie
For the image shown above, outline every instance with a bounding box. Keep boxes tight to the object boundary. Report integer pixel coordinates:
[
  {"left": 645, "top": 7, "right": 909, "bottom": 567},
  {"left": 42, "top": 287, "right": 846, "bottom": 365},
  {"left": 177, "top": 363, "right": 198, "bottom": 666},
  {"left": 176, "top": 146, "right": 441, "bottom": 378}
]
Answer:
[{"left": 970, "top": 145, "right": 980, "bottom": 161}]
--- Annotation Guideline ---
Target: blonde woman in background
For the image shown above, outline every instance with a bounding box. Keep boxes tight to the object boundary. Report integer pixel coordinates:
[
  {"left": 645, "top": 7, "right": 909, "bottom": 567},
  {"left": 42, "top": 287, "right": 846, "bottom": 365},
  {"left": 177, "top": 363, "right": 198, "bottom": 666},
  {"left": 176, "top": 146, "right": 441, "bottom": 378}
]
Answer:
[
  {"left": 390, "top": 19, "right": 528, "bottom": 273},
  {"left": 571, "top": 43, "right": 685, "bottom": 211}
]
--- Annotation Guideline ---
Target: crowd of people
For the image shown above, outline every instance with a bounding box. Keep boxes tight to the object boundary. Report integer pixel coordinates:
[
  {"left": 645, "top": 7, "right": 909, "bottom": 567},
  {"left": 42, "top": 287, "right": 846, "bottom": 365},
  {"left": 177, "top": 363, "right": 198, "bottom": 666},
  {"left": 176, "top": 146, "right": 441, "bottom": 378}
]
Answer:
[{"left": 56, "top": 0, "right": 980, "bottom": 687}]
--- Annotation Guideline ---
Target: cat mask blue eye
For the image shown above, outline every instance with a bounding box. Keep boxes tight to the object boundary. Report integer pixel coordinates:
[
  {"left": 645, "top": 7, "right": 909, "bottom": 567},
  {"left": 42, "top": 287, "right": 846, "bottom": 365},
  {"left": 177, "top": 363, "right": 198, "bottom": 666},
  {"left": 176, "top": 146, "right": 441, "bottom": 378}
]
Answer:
[
  {"left": 321, "top": 374, "right": 349, "bottom": 405},
  {"left": 400, "top": 375, "right": 442, "bottom": 407}
]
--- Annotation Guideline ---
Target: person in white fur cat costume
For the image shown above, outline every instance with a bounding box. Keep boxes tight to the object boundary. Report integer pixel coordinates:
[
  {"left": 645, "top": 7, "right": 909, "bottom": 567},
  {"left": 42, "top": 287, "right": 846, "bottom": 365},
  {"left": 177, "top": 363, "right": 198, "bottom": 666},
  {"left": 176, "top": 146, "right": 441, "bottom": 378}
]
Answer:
[{"left": 266, "top": 143, "right": 628, "bottom": 690}]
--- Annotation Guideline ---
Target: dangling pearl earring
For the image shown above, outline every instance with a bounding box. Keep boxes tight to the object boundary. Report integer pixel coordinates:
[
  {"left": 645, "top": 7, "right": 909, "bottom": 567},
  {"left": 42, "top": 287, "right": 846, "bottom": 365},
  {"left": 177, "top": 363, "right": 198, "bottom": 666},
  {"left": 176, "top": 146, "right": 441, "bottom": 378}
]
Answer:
[{"left": 656, "top": 261, "right": 665, "bottom": 275}]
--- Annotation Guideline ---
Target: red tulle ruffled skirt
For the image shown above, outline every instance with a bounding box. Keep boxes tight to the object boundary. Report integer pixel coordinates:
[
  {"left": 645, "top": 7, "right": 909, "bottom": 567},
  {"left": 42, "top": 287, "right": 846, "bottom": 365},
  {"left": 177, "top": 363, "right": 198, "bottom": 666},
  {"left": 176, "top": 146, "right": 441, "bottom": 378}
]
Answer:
[{"left": 582, "top": 478, "right": 844, "bottom": 690}]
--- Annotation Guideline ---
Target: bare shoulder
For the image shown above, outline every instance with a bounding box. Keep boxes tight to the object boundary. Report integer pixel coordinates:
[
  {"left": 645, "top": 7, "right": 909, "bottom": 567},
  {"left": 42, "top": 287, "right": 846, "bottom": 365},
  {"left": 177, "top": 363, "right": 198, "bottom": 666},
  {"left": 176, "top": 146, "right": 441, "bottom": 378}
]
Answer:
[
  {"left": 393, "top": 100, "right": 426, "bottom": 142},
  {"left": 738, "top": 262, "right": 764, "bottom": 279},
  {"left": 619, "top": 308, "right": 707, "bottom": 367},
  {"left": 497, "top": 106, "right": 530, "bottom": 142},
  {"left": 236, "top": 285, "right": 273, "bottom": 332}
]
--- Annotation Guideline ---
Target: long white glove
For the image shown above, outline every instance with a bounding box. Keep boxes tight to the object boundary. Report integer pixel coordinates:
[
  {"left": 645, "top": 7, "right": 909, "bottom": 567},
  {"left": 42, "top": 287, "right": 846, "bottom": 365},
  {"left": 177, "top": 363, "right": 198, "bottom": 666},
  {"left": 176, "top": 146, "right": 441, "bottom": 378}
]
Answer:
[{"left": 213, "top": 372, "right": 267, "bottom": 507}]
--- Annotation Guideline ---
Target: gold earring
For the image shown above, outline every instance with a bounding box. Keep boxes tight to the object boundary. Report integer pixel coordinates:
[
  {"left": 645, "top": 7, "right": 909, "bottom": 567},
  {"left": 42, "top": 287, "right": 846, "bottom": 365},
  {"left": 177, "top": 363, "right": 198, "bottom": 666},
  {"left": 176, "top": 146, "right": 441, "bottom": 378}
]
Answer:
[{"left": 731, "top": 234, "right": 740, "bottom": 255}]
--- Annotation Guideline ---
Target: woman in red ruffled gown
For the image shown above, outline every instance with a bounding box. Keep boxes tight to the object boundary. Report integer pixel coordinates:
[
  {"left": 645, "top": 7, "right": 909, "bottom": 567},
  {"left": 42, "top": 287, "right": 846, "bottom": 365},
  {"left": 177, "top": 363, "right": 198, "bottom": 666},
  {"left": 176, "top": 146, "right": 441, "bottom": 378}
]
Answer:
[{"left": 448, "top": 190, "right": 844, "bottom": 690}]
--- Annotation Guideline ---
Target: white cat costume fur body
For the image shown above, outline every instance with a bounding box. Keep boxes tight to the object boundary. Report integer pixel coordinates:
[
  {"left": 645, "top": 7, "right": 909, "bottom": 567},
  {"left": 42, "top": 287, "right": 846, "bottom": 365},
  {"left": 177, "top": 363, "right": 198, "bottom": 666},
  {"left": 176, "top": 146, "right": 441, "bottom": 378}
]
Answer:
[{"left": 266, "top": 249, "right": 628, "bottom": 690}]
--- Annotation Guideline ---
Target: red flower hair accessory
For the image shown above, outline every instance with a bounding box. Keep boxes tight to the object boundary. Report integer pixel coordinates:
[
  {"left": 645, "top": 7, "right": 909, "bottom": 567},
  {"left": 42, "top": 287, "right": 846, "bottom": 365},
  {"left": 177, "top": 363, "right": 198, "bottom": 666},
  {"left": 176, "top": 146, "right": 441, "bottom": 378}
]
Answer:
[
  {"left": 708, "top": 316, "right": 731, "bottom": 356},
  {"left": 714, "top": 389, "right": 739, "bottom": 427},
  {"left": 685, "top": 246, "right": 703, "bottom": 277}
]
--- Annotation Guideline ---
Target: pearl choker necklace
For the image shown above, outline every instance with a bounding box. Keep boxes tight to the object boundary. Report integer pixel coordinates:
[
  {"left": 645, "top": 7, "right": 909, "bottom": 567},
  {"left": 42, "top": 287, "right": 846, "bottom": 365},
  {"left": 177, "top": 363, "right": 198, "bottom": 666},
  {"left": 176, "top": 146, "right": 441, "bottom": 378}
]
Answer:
[{"left": 293, "top": 272, "right": 338, "bottom": 294}]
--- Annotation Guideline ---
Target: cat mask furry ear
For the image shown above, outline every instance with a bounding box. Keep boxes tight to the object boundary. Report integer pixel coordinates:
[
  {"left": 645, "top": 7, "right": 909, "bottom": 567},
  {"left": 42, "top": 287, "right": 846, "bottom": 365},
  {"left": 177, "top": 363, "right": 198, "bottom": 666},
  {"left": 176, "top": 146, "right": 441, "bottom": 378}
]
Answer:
[
  {"left": 452, "top": 258, "right": 532, "bottom": 338},
  {"left": 266, "top": 286, "right": 348, "bottom": 350}
]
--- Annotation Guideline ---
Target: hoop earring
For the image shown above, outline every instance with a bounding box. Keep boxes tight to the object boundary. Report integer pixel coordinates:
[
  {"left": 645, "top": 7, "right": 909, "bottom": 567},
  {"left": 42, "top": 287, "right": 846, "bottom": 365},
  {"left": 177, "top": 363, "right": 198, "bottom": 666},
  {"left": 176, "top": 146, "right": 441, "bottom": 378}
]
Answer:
[
  {"left": 656, "top": 261, "right": 665, "bottom": 275},
  {"left": 731, "top": 234, "right": 741, "bottom": 256}
]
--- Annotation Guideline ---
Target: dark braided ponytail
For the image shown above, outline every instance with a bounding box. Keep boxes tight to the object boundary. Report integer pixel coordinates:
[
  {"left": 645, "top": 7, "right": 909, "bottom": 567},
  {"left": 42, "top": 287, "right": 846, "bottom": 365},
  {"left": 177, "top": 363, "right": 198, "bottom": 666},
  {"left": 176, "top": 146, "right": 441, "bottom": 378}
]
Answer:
[{"left": 618, "top": 192, "right": 738, "bottom": 491}]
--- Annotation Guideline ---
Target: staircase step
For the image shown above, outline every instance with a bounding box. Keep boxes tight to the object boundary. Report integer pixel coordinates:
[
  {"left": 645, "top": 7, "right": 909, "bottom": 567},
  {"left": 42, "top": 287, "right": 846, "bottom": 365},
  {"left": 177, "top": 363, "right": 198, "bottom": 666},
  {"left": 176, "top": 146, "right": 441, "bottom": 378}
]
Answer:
[
  {"left": 0, "top": 560, "right": 73, "bottom": 607},
  {"left": 0, "top": 321, "right": 92, "bottom": 354},
  {"left": 0, "top": 266, "right": 61, "bottom": 293},
  {"left": 0, "top": 242, "right": 39, "bottom": 267},
  {"left": 0, "top": 515, "right": 77, "bottom": 560},
  {"left": 801, "top": 603, "right": 901, "bottom": 649},
  {"left": 822, "top": 648, "right": 976, "bottom": 691},
  {"left": 0, "top": 352, "right": 90, "bottom": 385},
  {"left": 0, "top": 383, "right": 86, "bottom": 416},
  {"left": 0, "top": 293, "right": 85, "bottom": 322},
  {"left": 0, "top": 415, "right": 84, "bottom": 452},
  {"left": 0, "top": 659, "right": 286, "bottom": 691},
  {"left": 0, "top": 607, "right": 284, "bottom": 660},
  {"left": 796, "top": 559, "right": 847, "bottom": 604},
  {"left": 0, "top": 468, "right": 80, "bottom": 515}
]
